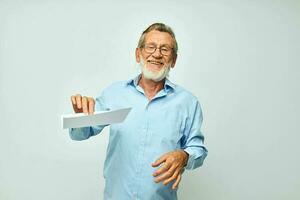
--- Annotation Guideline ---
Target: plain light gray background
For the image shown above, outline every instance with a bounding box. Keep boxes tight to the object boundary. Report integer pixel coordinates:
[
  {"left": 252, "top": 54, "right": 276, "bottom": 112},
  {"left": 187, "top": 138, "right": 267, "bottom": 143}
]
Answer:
[{"left": 1, "top": 0, "right": 299, "bottom": 199}]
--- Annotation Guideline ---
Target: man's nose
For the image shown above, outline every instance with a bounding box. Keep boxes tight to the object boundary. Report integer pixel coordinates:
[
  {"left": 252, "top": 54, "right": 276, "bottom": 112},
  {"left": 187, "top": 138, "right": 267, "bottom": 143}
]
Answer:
[{"left": 152, "top": 48, "right": 163, "bottom": 58}]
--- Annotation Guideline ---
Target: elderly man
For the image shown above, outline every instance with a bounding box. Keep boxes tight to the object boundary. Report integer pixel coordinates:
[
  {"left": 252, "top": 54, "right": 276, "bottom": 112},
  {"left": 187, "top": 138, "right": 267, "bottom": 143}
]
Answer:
[{"left": 69, "top": 23, "right": 207, "bottom": 200}]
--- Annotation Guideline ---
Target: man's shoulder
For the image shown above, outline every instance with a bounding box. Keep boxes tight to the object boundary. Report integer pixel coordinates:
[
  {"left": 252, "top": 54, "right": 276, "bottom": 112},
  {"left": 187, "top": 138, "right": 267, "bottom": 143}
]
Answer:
[{"left": 173, "top": 84, "right": 199, "bottom": 103}]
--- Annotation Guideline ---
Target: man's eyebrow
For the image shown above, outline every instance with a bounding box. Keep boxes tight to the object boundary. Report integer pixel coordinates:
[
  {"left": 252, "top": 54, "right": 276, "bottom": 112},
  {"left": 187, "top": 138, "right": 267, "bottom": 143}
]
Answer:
[{"left": 146, "top": 42, "right": 172, "bottom": 47}]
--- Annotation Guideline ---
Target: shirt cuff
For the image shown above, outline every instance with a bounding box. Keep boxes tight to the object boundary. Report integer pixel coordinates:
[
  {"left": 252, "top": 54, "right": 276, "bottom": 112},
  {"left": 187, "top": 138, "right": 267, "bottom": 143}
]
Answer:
[{"left": 183, "top": 147, "right": 207, "bottom": 170}]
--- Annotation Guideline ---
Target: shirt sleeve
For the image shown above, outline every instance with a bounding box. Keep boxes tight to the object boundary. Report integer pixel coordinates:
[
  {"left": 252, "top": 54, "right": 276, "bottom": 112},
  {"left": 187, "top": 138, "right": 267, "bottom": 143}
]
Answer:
[
  {"left": 69, "top": 95, "right": 109, "bottom": 141},
  {"left": 182, "top": 100, "right": 208, "bottom": 170}
]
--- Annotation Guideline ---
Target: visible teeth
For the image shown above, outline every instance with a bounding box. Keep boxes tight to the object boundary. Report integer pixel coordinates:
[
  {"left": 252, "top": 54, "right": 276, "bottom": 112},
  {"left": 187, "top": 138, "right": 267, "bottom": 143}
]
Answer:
[{"left": 148, "top": 60, "right": 162, "bottom": 65}]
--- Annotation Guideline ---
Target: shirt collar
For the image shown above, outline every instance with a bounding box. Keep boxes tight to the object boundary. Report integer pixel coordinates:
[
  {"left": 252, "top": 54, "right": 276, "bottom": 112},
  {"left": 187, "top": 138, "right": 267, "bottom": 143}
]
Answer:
[{"left": 126, "top": 74, "right": 176, "bottom": 92}]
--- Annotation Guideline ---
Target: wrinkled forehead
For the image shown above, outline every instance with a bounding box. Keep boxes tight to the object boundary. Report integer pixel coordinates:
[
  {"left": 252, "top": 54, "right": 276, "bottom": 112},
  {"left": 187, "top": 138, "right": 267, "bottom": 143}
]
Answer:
[{"left": 144, "top": 30, "right": 174, "bottom": 47}]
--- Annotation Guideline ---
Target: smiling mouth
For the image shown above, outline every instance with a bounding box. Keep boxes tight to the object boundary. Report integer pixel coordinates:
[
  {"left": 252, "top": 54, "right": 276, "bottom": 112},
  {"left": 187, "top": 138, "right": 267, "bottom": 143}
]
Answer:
[{"left": 147, "top": 60, "right": 163, "bottom": 65}]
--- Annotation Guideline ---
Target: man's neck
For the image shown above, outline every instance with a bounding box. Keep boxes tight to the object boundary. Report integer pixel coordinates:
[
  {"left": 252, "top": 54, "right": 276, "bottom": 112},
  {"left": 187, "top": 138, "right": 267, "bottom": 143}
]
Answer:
[{"left": 138, "top": 75, "right": 165, "bottom": 100}]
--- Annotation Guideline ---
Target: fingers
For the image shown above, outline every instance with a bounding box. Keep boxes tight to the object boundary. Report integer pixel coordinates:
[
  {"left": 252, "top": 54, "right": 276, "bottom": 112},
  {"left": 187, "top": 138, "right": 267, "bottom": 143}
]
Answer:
[
  {"left": 152, "top": 154, "right": 167, "bottom": 167},
  {"left": 82, "top": 96, "right": 88, "bottom": 113},
  {"left": 70, "top": 94, "right": 95, "bottom": 114},
  {"left": 88, "top": 97, "right": 95, "bottom": 114},
  {"left": 152, "top": 150, "right": 186, "bottom": 188},
  {"left": 172, "top": 173, "right": 181, "bottom": 190},
  {"left": 75, "top": 95, "right": 82, "bottom": 109},
  {"left": 162, "top": 168, "right": 180, "bottom": 185},
  {"left": 155, "top": 165, "right": 177, "bottom": 183},
  {"left": 71, "top": 94, "right": 82, "bottom": 113},
  {"left": 153, "top": 160, "right": 171, "bottom": 177}
]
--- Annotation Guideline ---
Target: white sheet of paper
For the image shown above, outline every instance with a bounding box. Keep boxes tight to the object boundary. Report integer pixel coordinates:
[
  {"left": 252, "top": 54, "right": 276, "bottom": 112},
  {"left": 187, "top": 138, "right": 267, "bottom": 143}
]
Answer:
[{"left": 62, "top": 108, "right": 131, "bottom": 129}]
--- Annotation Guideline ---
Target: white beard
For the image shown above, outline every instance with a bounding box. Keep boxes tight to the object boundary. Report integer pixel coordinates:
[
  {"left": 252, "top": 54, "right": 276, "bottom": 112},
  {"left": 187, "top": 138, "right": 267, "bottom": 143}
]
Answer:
[{"left": 139, "top": 57, "right": 171, "bottom": 82}]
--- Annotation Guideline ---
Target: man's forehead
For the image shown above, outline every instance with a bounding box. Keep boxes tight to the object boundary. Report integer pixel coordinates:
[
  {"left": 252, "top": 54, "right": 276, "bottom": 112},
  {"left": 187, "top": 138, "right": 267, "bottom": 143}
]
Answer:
[{"left": 144, "top": 30, "right": 173, "bottom": 45}]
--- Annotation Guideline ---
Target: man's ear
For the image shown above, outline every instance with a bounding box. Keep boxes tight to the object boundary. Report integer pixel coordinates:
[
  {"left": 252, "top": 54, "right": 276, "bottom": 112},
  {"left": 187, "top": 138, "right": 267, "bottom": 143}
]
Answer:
[
  {"left": 135, "top": 48, "right": 140, "bottom": 63},
  {"left": 171, "top": 54, "right": 177, "bottom": 68}
]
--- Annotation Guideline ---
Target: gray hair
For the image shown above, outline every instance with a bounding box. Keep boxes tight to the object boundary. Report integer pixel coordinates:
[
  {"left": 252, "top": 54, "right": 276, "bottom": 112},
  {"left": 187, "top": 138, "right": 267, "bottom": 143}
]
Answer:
[{"left": 137, "top": 23, "right": 178, "bottom": 55}]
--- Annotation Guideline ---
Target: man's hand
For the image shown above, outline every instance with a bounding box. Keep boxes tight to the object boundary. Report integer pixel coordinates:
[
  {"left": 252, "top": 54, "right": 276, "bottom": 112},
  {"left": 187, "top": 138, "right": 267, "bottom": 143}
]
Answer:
[
  {"left": 71, "top": 94, "right": 95, "bottom": 114},
  {"left": 152, "top": 150, "right": 189, "bottom": 190}
]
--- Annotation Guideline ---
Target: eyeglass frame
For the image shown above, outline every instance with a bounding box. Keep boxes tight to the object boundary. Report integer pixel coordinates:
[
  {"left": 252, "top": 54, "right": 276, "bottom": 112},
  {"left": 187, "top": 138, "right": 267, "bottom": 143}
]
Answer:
[{"left": 141, "top": 43, "right": 174, "bottom": 56}]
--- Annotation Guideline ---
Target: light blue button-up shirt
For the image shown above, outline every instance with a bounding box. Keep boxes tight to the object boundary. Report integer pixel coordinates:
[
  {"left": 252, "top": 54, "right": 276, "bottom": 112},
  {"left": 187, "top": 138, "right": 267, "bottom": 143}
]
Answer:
[{"left": 69, "top": 75, "right": 208, "bottom": 200}]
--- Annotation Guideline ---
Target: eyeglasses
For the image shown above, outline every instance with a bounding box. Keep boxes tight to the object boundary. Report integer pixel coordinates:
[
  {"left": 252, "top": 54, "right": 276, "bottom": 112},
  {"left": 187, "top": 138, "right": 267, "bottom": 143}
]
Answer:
[{"left": 142, "top": 44, "right": 173, "bottom": 56}]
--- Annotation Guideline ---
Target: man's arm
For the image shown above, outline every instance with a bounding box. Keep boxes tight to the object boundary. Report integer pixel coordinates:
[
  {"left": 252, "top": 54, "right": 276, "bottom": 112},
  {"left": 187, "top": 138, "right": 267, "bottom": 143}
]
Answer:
[
  {"left": 69, "top": 126, "right": 106, "bottom": 141},
  {"left": 182, "top": 100, "right": 208, "bottom": 170},
  {"left": 152, "top": 100, "right": 208, "bottom": 189}
]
